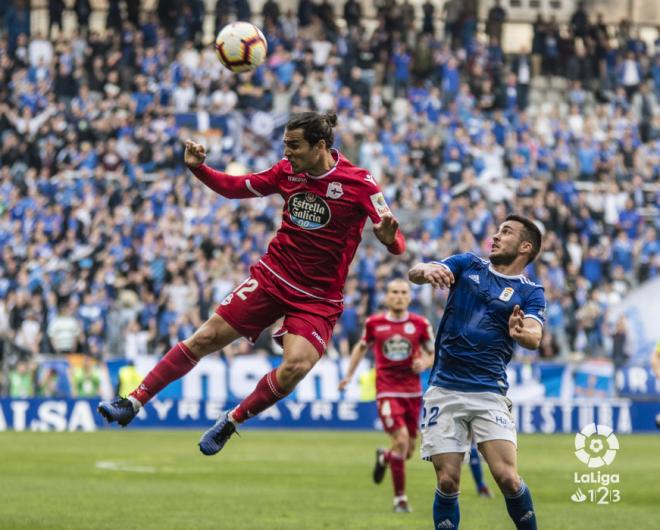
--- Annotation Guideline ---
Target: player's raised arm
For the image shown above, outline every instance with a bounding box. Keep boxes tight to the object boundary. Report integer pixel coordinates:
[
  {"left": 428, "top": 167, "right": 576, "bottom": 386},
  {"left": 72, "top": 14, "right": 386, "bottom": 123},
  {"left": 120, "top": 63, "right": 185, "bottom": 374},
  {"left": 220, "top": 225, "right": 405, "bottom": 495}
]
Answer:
[
  {"left": 508, "top": 304, "right": 543, "bottom": 350},
  {"left": 184, "top": 139, "right": 278, "bottom": 199},
  {"left": 408, "top": 262, "right": 455, "bottom": 288},
  {"left": 338, "top": 338, "right": 369, "bottom": 391}
]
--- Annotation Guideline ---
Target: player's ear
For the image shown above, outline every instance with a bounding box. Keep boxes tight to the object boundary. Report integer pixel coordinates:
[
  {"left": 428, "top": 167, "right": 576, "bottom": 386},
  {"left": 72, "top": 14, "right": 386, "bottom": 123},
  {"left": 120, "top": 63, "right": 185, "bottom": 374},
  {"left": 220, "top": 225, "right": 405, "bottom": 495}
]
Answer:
[{"left": 520, "top": 240, "right": 532, "bottom": 258}]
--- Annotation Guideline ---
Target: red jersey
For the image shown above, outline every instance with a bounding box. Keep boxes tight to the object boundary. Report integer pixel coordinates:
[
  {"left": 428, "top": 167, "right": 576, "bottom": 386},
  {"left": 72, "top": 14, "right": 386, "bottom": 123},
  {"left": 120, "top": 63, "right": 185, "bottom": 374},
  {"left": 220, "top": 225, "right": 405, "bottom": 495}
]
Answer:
[
  {"left": 362, "top": 312, "right": 434, "bottom": 399},
  {"left": 193, "top": 150, "right": 398, "bottom": 302}
]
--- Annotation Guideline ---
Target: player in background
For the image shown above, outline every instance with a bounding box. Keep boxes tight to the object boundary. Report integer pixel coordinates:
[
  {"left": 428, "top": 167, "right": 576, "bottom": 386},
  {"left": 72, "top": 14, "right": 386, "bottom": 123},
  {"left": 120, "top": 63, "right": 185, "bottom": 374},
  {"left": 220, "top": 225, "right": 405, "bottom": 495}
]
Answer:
[
  {"left": 339, "top": 279, "right": 492, "bottom": 513},
  {"left": 98, "top": 111, "right": 406, "bottom": 456},
  {"left": 339, "top": 279, "right": 434, "bottom": 513},
  {"left": 409, "top": 214, "right": 545, "bottom": 530}
]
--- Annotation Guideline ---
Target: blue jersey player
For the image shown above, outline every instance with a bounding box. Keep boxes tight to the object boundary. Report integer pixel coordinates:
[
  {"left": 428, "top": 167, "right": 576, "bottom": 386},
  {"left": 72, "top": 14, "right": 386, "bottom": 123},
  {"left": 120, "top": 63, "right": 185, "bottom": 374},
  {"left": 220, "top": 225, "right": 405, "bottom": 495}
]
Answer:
[{"left": 409, "top": 214, "right": 545, "bottom": 530}]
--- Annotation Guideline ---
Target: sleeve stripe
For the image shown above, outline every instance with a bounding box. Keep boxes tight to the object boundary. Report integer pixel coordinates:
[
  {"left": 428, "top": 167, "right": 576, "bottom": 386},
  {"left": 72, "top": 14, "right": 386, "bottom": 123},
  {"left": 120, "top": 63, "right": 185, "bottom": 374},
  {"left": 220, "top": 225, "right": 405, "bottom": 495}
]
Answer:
[
  {"left": 524, "top": 314, "right": 545, "bottom": 326},
  {"left": 431, "top": 261, "right": 452, "bottom": 272},
  {"left": 245, "top": 179, "right": 263, "bottom": 197}
]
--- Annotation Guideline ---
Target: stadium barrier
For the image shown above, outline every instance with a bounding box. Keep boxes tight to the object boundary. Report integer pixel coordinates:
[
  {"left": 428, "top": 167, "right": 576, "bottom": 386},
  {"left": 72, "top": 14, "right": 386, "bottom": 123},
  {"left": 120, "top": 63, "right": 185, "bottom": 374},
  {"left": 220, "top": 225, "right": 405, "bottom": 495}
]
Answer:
[
  {"left": 1, "top": 397, "right": 659, "bottom": 433},
  {"left": 3, "top": 355, "right": 659, "bottom": 432}
]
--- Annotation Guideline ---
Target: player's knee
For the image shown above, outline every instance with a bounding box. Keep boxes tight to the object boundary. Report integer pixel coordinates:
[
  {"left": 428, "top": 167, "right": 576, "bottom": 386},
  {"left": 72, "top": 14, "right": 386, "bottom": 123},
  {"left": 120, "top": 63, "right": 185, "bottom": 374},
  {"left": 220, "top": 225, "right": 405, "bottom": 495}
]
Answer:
[
  {"left": 278, "top": 358, "right": 314, "bottom": 387},
  {"left": 406, "top": 440, "right": 416, "bottom": 460},
  {"left": 438, "top": 473, "right": 460, "bottom": 494},
  {"left": 189, "top": 325, "right": 220, "bottom": 355},
  {"left": 394, "top": 431, "right": 409, "bottom": 454},
  {"left": 495, "top": 471, "right": 521, "bottom": 495}
]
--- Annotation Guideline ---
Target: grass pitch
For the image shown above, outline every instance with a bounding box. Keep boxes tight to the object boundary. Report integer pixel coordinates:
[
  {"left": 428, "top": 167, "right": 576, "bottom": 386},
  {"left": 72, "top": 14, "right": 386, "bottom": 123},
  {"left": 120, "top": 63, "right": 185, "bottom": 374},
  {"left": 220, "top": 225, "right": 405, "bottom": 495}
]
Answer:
[{"left": 0, "top": 430, "right": 657, "bottom": 529}]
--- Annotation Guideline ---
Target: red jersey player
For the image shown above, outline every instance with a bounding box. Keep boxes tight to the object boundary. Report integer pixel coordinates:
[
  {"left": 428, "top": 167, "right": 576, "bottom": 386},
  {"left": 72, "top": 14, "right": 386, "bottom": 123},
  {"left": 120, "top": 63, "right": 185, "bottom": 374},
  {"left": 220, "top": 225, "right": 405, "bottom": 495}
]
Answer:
[
  {"left": 98, "top": 111, "right": 406, "bottom": 456},
  {"left": 339, "top": 279, "right": 434, "bottom": 513}
]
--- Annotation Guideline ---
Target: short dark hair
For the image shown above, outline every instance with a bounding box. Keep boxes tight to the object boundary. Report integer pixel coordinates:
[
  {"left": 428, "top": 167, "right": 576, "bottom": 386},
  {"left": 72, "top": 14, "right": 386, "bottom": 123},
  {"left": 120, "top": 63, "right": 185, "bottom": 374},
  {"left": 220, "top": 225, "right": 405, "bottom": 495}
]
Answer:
[
  {"left": 505, "top": 214, "right": 543, "bottom": 264},
  {"left": 285, "top": 111, "right": 338, "bottom": 148}
]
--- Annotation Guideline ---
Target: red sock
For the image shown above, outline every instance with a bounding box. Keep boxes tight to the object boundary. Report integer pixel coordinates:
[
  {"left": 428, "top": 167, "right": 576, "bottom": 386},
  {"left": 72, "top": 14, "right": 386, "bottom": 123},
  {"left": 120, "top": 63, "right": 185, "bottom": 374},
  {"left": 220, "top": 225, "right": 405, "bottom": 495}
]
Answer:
[
  {"left": 389, "top": 452, "right": 406, "bottom": 497},
  {"left": 130, "top": 342, "right": 198, "bottom": 405},
  {"left": 231, "top": 369, "right": 289, "bottom": 423}
]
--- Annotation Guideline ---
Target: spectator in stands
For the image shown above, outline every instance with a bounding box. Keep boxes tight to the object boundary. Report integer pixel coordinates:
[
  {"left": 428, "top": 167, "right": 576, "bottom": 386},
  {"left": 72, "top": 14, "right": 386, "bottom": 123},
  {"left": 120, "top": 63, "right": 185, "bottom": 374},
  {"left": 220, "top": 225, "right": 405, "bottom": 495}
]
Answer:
[
  {"left": 9, "top": 360, "right": 34, "bottom": 398},
  {"left": 0, "top": 0, "right": 657, "bottom": 383},
  {"left": 73, "top": 357, "right": 102, "bottom": 397},
  {"left": 47, "top": 301, "right": 84, "bottom": 354},
  {"left": 486, "top": 0, "right": 507, "bottom": 45},
  {"left": 37, "top": 367, "right": 65, "bottom": 397}
]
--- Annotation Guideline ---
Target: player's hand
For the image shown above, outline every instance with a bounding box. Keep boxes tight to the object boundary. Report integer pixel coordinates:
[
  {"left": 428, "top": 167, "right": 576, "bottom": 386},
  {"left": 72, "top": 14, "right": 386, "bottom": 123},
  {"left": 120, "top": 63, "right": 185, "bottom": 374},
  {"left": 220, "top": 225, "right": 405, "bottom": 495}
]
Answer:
[
  {"left": 373, "top": 213, "right": 399, "bottom": 245},
  {"left": 411, "top": 357, "right": 425, "bottom": 374},
  {"left": 184, "top": 139, "right": 206, "bottom": 168},
  {"left": 423, "top": 264, "right": 454, "bottom": 289},
  {"left": 508, "top": 304, "right": 525, "bottom": 340},
  {"left": 338, "top": 377, "right": 350, "bottom": 391}
]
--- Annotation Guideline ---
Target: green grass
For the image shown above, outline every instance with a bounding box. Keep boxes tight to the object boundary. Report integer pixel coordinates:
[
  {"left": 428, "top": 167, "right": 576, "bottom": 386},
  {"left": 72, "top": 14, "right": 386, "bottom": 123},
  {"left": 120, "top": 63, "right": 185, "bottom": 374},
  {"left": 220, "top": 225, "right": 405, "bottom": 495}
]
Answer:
[{"left": 0, "top": 431, "right": 657, "bottom": 529}]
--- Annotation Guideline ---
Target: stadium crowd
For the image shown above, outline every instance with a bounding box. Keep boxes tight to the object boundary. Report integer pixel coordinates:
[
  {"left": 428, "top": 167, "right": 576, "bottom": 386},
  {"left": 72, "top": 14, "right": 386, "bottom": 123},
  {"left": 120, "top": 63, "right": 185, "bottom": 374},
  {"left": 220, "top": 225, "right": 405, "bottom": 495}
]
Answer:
[{"left": 0, "top": 0, "right": 659, "bottom": 396}]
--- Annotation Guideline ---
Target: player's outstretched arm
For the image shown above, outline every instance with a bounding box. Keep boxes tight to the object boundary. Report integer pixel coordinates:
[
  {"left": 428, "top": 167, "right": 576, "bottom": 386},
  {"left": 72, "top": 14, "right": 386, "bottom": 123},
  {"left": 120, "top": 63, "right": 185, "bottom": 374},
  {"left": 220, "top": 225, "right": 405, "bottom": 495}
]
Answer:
[
  {"left": 338, "top": 340, "right": 369, "bottom": 390},
  {"left": 184, "top": 139, "right": 269, "bottom": 199},
  {"left": 408, "top": 262, "right": 455, "bottom": 288},
  {"left": 508, "top": 305, "right": 543, "bottom": 350},
  {"left": 373, "top": 214, "right": 406, "bottom": 255}
]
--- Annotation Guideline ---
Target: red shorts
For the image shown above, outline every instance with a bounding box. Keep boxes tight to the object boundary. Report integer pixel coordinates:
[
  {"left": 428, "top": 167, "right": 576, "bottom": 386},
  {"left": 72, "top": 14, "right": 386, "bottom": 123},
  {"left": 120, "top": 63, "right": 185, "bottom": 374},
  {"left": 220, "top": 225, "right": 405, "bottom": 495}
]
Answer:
[
  {"left": 377, "top": 396, "right": 422, "bottom": 439},
  {"left": 216, "top": 262, "right": 343, "bottom": 356}
]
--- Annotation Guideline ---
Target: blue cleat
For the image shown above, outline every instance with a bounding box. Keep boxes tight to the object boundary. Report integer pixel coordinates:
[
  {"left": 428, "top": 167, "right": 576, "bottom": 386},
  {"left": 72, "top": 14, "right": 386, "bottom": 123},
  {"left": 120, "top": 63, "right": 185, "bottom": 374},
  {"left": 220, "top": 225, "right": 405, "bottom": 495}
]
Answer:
[
  {"left": 97, "top": 397, "right": 137, "bottom": 427},
  {"left": 199, "top": 412, "right": 237, "bottom": 456}
]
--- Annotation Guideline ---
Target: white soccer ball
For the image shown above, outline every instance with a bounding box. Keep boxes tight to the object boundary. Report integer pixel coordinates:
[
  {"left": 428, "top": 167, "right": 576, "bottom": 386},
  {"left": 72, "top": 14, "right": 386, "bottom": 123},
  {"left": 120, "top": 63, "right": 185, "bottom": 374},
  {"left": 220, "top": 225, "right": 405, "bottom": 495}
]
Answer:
[{"left": 214, "top": 21, "right": 268, "bottom": 73}]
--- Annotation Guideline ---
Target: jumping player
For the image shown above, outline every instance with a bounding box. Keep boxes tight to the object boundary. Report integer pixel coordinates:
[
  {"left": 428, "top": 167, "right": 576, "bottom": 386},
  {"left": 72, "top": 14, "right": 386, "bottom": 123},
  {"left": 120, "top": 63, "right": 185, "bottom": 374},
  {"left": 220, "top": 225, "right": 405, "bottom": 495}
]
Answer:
[
  {"left": 409, "top": 214, "right": 545, "bottom": 530},
  {"left": 339, "top": 279, "right": 434, "bottom": 513},
  {"left": 98, "top": 111, "right": 406, "bottom": 456}
]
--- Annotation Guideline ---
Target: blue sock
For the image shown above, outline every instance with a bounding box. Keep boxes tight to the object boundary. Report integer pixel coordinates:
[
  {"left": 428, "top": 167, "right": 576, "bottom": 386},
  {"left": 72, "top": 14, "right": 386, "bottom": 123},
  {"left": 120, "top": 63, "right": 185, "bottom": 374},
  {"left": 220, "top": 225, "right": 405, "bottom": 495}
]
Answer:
[
  {"left": 468, "top": 446, "right": 485, "bottom": 490},
  {"left": 433, "top": 489, "right": 460, "bottom": 529},
  {"left": 504, "top": 480, "right": 537, "bottom": 530}
]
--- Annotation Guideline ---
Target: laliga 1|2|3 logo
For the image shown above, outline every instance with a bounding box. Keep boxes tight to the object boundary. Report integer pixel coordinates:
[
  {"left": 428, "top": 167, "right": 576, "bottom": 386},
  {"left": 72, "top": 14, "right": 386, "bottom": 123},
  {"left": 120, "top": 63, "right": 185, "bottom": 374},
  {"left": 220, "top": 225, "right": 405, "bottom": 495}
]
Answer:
[{"left": 570, "top": 423, "right": 621, "bottom": 505}]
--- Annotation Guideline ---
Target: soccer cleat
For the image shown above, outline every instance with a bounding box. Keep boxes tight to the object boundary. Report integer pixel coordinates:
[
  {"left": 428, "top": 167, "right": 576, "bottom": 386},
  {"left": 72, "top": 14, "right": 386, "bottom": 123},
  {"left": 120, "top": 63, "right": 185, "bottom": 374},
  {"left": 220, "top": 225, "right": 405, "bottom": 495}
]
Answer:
[
  {"left": 478, "top": 484, "right": 494, "bottom": 498},
  {"left": 393, "top": 496, "right": 412, "bottom": 513},
  {"left": 198, "top": 412, "right": 237, "bottom": 456},
  {"left": 97, "top": 397, "right": 137, "bottom": 427},
  {"left": 373, "top": 448, "right": 387, "bottom": 484}
]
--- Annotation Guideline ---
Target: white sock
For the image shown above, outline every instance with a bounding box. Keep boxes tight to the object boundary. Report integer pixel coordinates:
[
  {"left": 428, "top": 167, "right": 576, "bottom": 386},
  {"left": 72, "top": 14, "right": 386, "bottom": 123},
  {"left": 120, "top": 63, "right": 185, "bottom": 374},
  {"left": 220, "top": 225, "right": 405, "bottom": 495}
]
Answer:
[{"left": 127, "top": 395, "right": 142, "bottom": 413}]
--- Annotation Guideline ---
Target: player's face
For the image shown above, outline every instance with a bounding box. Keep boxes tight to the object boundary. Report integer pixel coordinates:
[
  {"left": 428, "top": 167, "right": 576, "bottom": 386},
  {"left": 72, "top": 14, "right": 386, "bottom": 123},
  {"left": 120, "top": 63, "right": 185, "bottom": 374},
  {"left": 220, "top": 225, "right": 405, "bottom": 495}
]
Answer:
[
  {"left": 385, "top": 281, "right": 411, "bottom": 312},
  {"left": 283, "top": 129, "right": 322, "bottom": 174},
  {"left": 490, "top": 221, "right": 527, "bottom": 265}
]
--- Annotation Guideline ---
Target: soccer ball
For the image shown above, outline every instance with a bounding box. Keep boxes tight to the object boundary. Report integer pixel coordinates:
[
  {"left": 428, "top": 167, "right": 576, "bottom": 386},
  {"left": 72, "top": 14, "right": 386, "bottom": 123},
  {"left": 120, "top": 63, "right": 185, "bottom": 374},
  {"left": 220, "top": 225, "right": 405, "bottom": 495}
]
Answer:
[{"left": 214, "top": 21, "right": 268, "bottom": 73}]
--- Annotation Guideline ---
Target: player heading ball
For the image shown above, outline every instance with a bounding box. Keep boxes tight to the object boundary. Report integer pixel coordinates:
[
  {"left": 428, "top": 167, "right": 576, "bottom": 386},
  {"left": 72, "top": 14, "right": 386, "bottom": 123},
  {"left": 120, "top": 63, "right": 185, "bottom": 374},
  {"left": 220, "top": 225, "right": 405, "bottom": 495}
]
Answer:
[{"left": 98, "top": 111, "right": 406, "bottom": 457}]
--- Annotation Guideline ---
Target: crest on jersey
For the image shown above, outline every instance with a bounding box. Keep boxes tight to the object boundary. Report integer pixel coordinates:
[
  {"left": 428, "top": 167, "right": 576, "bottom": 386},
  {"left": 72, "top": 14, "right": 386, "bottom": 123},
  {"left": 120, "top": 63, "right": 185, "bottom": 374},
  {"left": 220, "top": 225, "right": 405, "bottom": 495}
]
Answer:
[
  {"left": 403, "top": 322, "right": 415, "bottom": 335},
  {"left": 370, "top": 192, "right": 391, "bottom": 217},
  {"left": 383, "top": 335, "right": 412, "bottom": 361},
  {"left": 326, "top": 181, "right": 343, "bottom": 199},
  {"left": 498, "top": 287, "right": 515, "bottom": 302}
]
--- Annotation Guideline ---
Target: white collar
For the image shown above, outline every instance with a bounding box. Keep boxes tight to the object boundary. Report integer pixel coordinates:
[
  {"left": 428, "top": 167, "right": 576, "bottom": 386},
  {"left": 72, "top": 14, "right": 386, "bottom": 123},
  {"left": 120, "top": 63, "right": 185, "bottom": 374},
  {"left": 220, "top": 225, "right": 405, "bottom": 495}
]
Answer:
[
  {"left": 488, "top": 263, "right": 525, "bottom": 280},
  {"left": 306, "top": 149, "right": 340, "bottom": 179},
  {"left": 385, "top": 311, "right": 409, "bottom": 323}
]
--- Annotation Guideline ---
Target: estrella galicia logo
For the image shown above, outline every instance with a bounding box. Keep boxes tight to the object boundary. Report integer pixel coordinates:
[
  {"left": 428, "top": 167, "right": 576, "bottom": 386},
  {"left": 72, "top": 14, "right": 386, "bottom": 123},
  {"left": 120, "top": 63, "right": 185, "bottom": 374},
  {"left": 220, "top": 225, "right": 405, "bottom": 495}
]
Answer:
[
  {"left": 574, "top": 423, "right": 619, "bottom": 468},
  {"left": 288, "top": 192, "right": 331, "bottom": 230},
  {"left": 383, "top": 335, "right": 412, "bottom": 361}
]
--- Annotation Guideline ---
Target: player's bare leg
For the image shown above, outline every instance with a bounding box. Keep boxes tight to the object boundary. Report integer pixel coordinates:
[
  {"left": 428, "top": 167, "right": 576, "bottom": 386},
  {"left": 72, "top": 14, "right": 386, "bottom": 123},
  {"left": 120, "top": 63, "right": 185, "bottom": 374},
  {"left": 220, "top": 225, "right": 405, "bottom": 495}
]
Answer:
[
  {"left": 199, "top": 333, "right": 320, "bottom": 455},
  {"left": 479, "top": 440, "right": 537, "bottom": 529},
  {"left": 98, "top": 315, "right": 240, "bottom": 426},
  {"left": 431, "top": 452, "right": 463, "bottom": 529}
]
